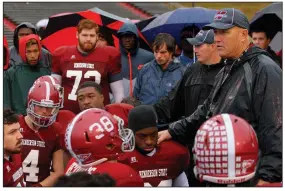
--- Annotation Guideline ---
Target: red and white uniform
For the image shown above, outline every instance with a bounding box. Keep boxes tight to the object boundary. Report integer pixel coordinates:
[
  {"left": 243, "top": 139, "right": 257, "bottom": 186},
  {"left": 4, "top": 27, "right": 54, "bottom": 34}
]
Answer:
[
  {"left": 52, "top": 45, "right": 121, "bottom": 114},
  {"left": 19, "top": 115, "right": 61, "bottom": 186},
  {"left": 55, "top": 110, "right": 76, "bottom": 150},
  {"left": 119, "top": 140, "right": 190, "bottom": 187},
  {"left": 4, "top": 154, "right": 25, "bottom": 187},
  {"left": 105, "top": 103, "right": 134, "bottom": 127},
  {"left": 65, "top": 158, "right": 144, "bottom": 187}
]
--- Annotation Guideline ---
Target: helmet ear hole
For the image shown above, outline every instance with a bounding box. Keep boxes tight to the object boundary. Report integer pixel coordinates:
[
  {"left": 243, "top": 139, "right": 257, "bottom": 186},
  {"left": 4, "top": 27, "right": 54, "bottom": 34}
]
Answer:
[{"left": 85, "top": 132, "right": 91, "bottom": 142}]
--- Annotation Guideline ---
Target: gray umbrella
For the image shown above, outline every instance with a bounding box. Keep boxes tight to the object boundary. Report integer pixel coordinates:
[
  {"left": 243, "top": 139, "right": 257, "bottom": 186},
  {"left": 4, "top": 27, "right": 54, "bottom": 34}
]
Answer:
[{"left": 250, "top": 2, "right": 282, "bottom": 38}]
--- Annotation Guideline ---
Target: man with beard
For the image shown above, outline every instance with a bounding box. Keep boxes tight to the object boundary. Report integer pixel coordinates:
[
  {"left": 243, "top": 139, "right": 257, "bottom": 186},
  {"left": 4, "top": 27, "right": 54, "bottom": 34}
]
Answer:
[
  {"left": 4, "top": 34, "right": 51, "bottom": 114},
  {"left": 4, "top": 108, "right": 25, "bottom": 187},
  {"left": 52, "top": 19, "right": 124, "bottom": 114},
  {"left": 119, "top": 105, "right": 189, "bottom": 187},
  {"left": 134, "top": 33, "right": 185, "bottom": 104}
]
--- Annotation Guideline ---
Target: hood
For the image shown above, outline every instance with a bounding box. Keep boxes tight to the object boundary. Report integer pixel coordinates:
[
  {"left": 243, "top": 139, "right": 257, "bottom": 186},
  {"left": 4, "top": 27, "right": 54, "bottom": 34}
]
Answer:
[
  {"left": 13, "top": 22, "right": 38, "bottom": 52},
  {"left": 19, "top": 34, "right": 42, "bottom": 64},
  {"left": 117, "top": 21, "right": 139, "bottom": 54},
  {"left": 4, "top": 36, "right": 9, "bottom": 70}
]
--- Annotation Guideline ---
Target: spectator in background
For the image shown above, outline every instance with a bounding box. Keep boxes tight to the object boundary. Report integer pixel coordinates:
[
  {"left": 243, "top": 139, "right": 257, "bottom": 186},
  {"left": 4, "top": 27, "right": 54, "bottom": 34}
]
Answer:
[
  {"left": 250, "top": 29, "right": 282, "bottom": 67},
  {"left": 134, "top": 33, "right": 185, "bottom": 105},
  {"left": 9, "top": 22, "right": 51, "bottom": 68},
  {"left": 3, "top": 108, "right": 25, "bottom": 187},
  {"left": 54, "top": 172, "right": 116, "bottom": 187},
  {"left": 153, "top": 29, "right": 223, "bottom": 186},
  {"left": 117, "top": 21, "right": 154, "bottom": 98},
  {"left": 97, "top": 26, "right": 115, "bottom": 47},
  {"left": 4, "top": 34, "right": 51, "bottom": 114},
  {"left": 176, "top": 25, "right": 200, "bottom": 67}
]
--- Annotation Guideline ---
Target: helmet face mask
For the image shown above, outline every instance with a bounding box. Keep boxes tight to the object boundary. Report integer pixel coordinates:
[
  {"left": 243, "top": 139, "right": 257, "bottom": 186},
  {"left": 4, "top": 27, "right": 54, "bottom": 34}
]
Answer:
[
  {"left": 27, "top": 82, "right": 60, "bottom": 128},
  {"left": 193, "top": 114, "right": 259, "bottom": 186},
  {"left": 65, "top": 108, "right": 135, "bottom": 166}
]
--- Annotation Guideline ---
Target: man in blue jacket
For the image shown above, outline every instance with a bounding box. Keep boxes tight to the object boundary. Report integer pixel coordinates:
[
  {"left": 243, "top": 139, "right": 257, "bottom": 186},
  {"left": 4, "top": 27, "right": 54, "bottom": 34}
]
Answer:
[
  {"left": 134, "top": 33, "right": 185, "bottom": 105},
  {"left": 117, "top": 21, "right": 154, "bottom": 98}
]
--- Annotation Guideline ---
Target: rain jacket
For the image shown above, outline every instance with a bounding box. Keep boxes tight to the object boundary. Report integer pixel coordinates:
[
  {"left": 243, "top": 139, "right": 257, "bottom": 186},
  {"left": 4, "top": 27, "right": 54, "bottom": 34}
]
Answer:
[
  {"left": 154, "top": 59, "right": 224, "bottom": 123},
  {"left": 4, "top": 34, "right": 51, "bottom": 114},
  {"left": 117, "top": 22, "right": 154, "bottom": 98},
  {"left": 9, "top": 22, "right": 52, "bottom": 68},
  {"left": 134, "top": 58, "right": 185, "bottom": 105},
  {"left": 164, "top": 45, "right": 282, "bottom": 183}
]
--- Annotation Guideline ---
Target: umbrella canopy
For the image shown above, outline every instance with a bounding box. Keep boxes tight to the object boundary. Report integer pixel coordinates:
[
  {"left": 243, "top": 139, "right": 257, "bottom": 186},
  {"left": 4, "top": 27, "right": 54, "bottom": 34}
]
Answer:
[
  {"left": 250, "top": 2, "right": 282, "bottom": 38},
  {"left": 42, "top": 8, "right": 151, "bottom": 53},
  {"left": 142, "top": 7, "right": 217, "bottom": 45}
]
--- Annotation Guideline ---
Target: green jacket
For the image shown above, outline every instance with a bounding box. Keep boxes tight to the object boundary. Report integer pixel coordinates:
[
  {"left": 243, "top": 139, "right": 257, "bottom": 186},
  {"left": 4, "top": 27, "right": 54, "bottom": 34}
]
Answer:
[{"left": 4, "top": 62, "right": 51, "bottom": 114}]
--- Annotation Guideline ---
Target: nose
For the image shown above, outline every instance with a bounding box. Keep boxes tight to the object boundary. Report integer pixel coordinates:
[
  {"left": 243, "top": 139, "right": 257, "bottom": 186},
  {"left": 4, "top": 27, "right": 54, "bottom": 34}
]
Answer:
[
  {"left": 194, "top": 46, "right": 199, "bottom": 53},
  {"left": 17, "top": 131, "right": 23, "bottom": 140},
  {"left": 214, "top": 34, "right": 221, "bottom": 43},
  {"left": 83, "top": 97, "right": 91, "bottom": 105},
  {"left": 145, "top": 136, "right": 153, "bottom": 146}
]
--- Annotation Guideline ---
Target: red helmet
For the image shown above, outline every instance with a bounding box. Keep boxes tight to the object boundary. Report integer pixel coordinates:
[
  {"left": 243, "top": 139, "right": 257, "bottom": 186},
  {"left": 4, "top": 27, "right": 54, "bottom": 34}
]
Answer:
[
  {"left": 65, "top": 108, "right": 135, "bottom": 167},
  {"left": 33, "top": 75, "right": 64, "bottom": 108},
  {"left": 105, "top": 103, "right": 134, "bottom": 128},
  {"left": 193, "top": 114, "right": 258, "bottom": 185},
  {"left": 27, "top": 81, "right": 60, "bottom": 127}
]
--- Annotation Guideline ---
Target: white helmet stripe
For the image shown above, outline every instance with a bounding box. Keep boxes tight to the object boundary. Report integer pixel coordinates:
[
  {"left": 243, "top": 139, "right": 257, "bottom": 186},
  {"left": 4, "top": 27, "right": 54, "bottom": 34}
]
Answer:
[
  {"left": 48, "top": 75, "right": 56, "bottom": 86},
  {"left": 222, "top": 113, "right": 236, "bottom": 178},
  {"left": 45, "top": 81, "right": 50, "bottom": 100},
  {"left": 66, "top": 108, "right": 94, "bottom": 165}
]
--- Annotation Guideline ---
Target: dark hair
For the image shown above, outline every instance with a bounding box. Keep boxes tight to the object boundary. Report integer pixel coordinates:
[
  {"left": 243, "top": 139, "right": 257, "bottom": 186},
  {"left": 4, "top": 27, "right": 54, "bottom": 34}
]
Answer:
[
  {"left": 98, "top": 27, "right": 115, "bottom": 47},
  {"left": 4, "top": 108, "right": 19, "bottom": 125},
  {"left": 180, "top": 25, "right": 200, "bottom": 37},
  {"left": 121, "top": 97, "right": 141, "bottom": 107},
  {"left": 250, "top": 29, "right": 272, "bottom": 39},
  {"left": 77, "top": 19, "right": 99, "bottom": 34},
  {"left": 54, "top": 172, "right": 116, "bottom": 187},
  {"left": 153, "top": 33, "right": 176, "bottom": 54},
  {"left": 76, "top": 81, "right": 102, "bottom": 95}
]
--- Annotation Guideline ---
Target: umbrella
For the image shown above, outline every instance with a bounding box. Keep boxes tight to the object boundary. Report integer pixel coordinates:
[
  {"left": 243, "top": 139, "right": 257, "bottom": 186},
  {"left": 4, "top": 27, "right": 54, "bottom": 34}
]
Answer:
[
  {"left": 142, "top": 7, "right": 217, "bottom": 45},
  {"left": 135, "top": 14, "right": 158, "bottom": 31},
  {"left": 250, "top": 2, "right": 282, "bottom": 38},
  {"left": 41, "top": 8, "right": 151, "bottom": 53}
]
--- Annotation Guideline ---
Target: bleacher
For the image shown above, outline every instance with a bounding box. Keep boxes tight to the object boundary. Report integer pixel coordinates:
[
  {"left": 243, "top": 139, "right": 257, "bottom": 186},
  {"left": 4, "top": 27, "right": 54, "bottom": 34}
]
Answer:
[{"left": 3, "top": 2, "right": 147, "bottom": 45}]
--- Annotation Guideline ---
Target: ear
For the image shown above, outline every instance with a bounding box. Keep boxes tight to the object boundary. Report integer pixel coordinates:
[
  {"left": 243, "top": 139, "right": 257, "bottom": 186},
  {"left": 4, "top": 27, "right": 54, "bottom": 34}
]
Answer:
[
  {"left": 76, "top": 31, "right": 79, "bottom": 39},
  {"left": 240, "top": 29, "right": 249, "bottom": 42}
]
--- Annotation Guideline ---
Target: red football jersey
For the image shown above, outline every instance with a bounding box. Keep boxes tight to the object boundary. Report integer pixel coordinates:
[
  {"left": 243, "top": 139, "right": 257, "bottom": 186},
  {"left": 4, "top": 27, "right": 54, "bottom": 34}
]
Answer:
[
  {"left": 52, "top": 45, "right": 121, "bottom": 114},
  {"left": 19, "top": 115, "right": 61, "bottom": 186},
  {"left": 65, "top": 158, "right": 144, "bottom": 187},
  {"left": 119, "top": 140, "right": 190, "bottom": 187},
  {"left": 55, "top": 110, "right": 76, "bottom": 151},
  {"left": 105, "top": 103, "right": 134, "bottom": 127},
  {"left": 3, "top": 154, "right": 25, "bottom": 187}
]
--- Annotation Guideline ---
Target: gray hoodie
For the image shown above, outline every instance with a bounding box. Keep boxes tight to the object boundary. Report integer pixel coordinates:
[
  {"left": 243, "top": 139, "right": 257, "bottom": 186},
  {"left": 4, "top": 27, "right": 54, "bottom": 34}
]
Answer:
[{"left": 9, "top": 22, "right": 51, "bottom": 68}]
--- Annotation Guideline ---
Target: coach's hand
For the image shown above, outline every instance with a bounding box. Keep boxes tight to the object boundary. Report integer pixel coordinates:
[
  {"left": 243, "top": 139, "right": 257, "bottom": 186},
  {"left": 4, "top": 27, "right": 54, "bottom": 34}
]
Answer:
[{"left": 157, "top": 130, "right": 172, "bottom": 144}]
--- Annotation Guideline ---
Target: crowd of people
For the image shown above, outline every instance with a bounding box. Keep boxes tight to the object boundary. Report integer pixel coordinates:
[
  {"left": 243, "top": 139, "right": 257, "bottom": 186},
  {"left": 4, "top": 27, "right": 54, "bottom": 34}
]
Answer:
[{"left": 3, "top": 6, "right": 282, "bottom": 187}]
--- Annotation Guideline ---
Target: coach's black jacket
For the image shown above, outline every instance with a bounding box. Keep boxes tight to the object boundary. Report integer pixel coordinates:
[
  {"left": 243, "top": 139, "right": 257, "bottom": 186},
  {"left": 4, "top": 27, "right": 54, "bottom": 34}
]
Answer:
[
  {"left": 154, "top": 59, "right": 224, "bottom": 124},
  {"left": 167, "top": 46, "right": 282, "bottom": 183}
]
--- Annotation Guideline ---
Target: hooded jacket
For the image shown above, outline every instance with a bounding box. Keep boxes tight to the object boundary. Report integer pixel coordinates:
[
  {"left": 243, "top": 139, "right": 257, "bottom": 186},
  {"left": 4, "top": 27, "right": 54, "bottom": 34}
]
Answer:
[
  {"left": 4, "top": 34, "right": 51, "bottom": 114},
  {"left": 4, "top": 36, "right": 9, "bottom": 70},
  {"left": 165, "top": 45, "right": 282, "bottom": 183},
  {"left": 9, "top": 22, "right": 51, "bottom": 68},
  {"left": 134, "top": 59, "right": 185, "bottom": 105},
  {"left": 117, "top": 22, "right": 154, "bottom": 98}
]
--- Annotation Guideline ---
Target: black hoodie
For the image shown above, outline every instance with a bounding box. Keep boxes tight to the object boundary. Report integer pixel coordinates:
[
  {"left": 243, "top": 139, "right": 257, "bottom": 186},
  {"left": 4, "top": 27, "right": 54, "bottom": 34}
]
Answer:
[
  {"left": 9, "top": 22, "right": 51, "bottom": 68},
  {"left": 166, "top": 45, "right": 282, "bottom": 183}
]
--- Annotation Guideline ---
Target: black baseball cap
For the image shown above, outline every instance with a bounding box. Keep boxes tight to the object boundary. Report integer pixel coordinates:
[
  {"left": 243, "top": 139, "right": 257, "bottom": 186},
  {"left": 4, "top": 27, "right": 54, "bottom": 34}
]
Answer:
[
  {"left": 203, "top": 8, "right": 250, "bottom": 30},
  {"left": 186, "top": 29, "right": 215, "bottom": 46}
]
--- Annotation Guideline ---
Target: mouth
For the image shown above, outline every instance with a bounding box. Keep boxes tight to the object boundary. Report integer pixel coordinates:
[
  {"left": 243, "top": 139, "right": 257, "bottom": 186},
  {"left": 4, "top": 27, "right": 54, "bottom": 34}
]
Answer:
[{"left": 143, "top": 147, "right": 154, "bottom": 152}]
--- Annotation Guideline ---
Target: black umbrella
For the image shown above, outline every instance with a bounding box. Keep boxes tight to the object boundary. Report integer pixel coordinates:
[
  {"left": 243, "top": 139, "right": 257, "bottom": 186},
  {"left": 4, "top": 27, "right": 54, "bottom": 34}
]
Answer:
[{"left": 250, "top": 2, "right": 282, "bottom": 38}]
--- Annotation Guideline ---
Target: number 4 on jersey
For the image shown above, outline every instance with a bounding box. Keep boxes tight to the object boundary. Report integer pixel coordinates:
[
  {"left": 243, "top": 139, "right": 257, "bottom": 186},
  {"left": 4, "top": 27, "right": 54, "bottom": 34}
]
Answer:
[
  {"left": 22, "top": 150, "right": 39, "bottom": 182},
  {"left": 67, "top": 70, "right": 101, "bottom": 101}
]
